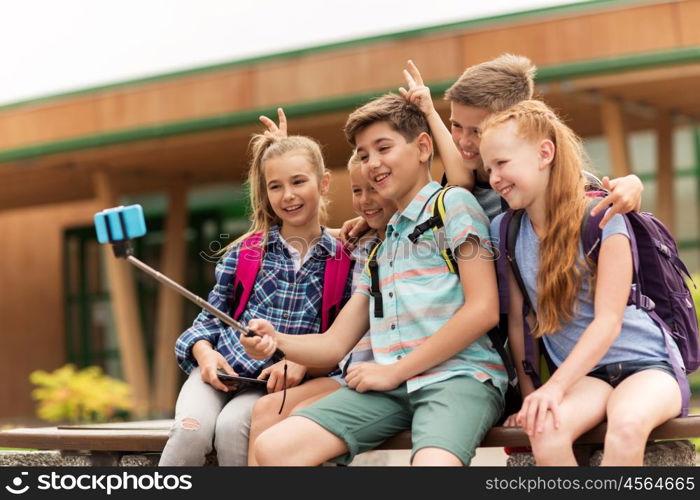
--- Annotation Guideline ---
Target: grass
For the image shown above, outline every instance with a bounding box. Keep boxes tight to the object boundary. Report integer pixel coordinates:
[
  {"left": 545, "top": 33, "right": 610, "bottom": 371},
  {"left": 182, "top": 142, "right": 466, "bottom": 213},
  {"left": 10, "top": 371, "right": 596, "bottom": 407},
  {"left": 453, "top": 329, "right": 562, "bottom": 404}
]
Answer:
[
  {"left": 691, "top": 407, "right": 700, "bottom": 453},
  {"left": 690, "top": 372, "right": 700, "bottom": 396}
]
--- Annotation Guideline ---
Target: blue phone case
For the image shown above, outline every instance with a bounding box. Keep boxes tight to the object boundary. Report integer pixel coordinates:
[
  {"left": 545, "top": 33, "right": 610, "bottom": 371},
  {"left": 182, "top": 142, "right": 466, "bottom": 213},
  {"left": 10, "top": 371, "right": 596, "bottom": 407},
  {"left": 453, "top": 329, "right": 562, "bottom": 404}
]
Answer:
[{"left": 94, "top": 205, "right": 147, "bottom": 244}]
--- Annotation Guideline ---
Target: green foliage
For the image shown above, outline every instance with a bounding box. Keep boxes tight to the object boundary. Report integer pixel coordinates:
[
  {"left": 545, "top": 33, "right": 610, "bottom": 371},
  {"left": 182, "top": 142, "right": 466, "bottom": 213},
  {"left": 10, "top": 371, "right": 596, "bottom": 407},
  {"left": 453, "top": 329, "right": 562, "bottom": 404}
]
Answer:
[
  {"left": 690, "top": 274, "right": 700, "bottom": 326},
  {"left": 689, "top": 274, "right": 700, "bottom": 395},
  {"left": 30, "top": 365, "right": 133, "bottom": 423},
  {"left": 690, "top": 409, "right": 700, "bottom": 453}
]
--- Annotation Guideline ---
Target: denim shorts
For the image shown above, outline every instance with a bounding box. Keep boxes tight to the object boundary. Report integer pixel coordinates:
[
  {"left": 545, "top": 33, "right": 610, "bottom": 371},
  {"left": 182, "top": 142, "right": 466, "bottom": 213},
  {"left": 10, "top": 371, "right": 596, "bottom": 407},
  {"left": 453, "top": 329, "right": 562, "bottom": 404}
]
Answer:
[{"left": 587, "top": 359, "right": 675, "bottom": 387}]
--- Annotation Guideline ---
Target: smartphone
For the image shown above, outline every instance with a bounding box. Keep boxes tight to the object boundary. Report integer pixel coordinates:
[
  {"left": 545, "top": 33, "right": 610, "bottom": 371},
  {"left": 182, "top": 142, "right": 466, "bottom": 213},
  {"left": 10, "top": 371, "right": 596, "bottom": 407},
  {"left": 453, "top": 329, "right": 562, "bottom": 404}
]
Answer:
[{"left": 216, "top": 370, "right": 267, "bottom": 391}]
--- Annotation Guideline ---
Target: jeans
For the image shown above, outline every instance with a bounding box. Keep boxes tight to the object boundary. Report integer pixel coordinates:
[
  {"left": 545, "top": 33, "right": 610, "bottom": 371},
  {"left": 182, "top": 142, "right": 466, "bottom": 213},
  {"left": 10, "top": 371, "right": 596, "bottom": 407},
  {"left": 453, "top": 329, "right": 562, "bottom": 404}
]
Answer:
[
  {"left": 587, "top": 359, "right": 675, "bottom": 388},
  {"left": 159, "top": 367, "right": 265, "bottom": 466}
]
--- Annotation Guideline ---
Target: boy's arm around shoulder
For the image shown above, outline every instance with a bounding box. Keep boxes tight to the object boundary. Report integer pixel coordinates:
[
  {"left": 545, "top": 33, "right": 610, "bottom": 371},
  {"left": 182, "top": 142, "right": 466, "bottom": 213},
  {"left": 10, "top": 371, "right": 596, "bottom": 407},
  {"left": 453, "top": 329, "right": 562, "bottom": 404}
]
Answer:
[{"left": 590, "top": 174, "right": 644, "bottom": 228}]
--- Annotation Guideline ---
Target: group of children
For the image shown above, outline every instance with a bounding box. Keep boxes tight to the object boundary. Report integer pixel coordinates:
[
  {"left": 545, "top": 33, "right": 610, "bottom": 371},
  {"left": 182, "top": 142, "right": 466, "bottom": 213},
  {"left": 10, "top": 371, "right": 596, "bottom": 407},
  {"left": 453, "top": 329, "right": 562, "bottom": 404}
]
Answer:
[{"left": 159, "top": 53, "right": 688, "bottom": 467}]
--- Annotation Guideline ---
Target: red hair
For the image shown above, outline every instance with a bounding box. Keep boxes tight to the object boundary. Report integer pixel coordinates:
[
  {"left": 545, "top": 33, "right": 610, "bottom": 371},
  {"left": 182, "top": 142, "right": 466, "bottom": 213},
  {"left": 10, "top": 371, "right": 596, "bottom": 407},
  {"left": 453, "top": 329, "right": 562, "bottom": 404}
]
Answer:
[{"left": 482, "top": 100, "right": 590, "bottom": 336}]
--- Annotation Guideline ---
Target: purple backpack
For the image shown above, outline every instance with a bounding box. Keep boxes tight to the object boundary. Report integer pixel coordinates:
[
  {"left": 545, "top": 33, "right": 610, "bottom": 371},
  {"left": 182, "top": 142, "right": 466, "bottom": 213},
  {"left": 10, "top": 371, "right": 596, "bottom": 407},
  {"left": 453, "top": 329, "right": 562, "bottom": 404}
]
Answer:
[
  {"left": 583, "top": 203, "right": 698, "bottom": 415},
  {"left": 497, "top": 202, "right": 699, "bottom": 416},
  {"left": 230, "top": 232, "right": 352, "bottom": 332}
]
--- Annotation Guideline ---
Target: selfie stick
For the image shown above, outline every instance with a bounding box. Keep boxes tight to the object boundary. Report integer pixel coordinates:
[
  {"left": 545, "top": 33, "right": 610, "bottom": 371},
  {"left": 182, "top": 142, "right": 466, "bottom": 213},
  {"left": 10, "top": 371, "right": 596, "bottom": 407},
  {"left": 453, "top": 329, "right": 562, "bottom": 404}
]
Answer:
[{"left": 93, "top": 204, "right": 284, "bottom": 358}]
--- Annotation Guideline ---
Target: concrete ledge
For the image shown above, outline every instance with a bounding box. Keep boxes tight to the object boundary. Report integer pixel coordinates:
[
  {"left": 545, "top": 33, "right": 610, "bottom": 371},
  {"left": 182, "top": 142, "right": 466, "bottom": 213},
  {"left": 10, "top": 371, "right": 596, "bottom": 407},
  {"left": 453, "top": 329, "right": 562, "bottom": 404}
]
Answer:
[
  {"left": 0, "top": 451, "right": 63, "bottom": 466},
  {"left": 506, "top": 440, "right": 697, "bottom": 466},
  {"left": 0, "top": 449, "right": 394, "bottom": 467}
]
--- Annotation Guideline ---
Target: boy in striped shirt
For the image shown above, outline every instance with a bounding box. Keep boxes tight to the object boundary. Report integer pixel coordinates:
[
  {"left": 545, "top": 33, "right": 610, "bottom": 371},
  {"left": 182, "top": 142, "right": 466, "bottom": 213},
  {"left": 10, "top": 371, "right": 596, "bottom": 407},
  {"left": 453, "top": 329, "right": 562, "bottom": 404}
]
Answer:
[{"left": 242, "top": 94, "right": 505, "bottom": 466}]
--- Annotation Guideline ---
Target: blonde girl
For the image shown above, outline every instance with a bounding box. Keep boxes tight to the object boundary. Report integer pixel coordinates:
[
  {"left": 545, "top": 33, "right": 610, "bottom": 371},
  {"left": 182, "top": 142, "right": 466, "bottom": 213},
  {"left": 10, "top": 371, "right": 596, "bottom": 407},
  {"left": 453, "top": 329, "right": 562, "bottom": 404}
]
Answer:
[
  {"left": 159, "top": 133, "right": 350, "bottom": 466},
  {"left": 245, "top": 152, "right": 396, "bottom": 465}
]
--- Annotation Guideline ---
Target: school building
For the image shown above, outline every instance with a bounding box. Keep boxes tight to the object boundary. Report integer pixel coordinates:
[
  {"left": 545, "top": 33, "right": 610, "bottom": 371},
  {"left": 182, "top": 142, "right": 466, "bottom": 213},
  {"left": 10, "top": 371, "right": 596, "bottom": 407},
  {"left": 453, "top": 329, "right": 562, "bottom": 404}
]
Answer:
[{"left": 2, "top": 0, "right": 700, "bottom": 419}]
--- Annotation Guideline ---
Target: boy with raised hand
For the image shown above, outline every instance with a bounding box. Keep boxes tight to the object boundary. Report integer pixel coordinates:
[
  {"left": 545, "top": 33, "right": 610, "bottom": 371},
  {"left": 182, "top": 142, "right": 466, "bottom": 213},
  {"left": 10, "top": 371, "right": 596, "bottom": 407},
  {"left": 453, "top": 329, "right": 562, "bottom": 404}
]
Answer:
[
  {"left": 341, "top": 55, "right": 642, "bottom": 243},
  {"left": 242, "top": 94, "right": 505, "bottom": 466},
  {"left": 402, "top": 55, "right": 643, "bottom": 225}
]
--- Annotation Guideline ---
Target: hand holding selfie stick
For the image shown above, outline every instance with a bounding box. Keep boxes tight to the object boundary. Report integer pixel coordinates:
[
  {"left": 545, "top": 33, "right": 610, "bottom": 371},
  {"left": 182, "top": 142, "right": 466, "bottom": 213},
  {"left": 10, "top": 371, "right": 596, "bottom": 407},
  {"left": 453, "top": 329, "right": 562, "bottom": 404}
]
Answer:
[{"left": 93, "top": 204, "right": 285, "bottom": 359}]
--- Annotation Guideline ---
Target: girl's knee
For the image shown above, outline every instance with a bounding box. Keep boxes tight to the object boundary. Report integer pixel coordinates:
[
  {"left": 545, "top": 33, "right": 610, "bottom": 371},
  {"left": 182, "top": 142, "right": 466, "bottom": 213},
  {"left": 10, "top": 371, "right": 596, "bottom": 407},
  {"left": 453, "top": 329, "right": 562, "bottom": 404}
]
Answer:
[
  {"left": 605, "top": 415, "right": 649, "bottom": 449},
  {"left": 529, "top": 429, "right": 574, "bottom": 457},
  {"left": 172, "top": 416, "right": 210, "bottom": 440},
  {"left": 162, "top": 417, "right": 214, "bottom": 461},
  {"left": 180, "top": 417, "right": 200, "bottom": 430}
]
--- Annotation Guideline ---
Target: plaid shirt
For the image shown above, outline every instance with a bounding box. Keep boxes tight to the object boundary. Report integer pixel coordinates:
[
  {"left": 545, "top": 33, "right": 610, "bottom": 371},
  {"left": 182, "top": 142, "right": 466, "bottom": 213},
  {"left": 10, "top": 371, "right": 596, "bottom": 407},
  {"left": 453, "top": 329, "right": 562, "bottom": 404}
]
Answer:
[{"left": 175, "top": 225, "right": 352, "bottom": 377}]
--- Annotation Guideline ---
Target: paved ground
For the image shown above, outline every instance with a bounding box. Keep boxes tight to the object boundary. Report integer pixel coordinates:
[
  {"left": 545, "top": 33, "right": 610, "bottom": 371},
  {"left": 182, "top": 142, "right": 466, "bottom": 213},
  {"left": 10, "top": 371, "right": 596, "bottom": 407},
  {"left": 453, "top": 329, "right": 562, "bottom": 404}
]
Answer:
[{"left": 350, "top": 447, "right": 508, "bottom": 466}]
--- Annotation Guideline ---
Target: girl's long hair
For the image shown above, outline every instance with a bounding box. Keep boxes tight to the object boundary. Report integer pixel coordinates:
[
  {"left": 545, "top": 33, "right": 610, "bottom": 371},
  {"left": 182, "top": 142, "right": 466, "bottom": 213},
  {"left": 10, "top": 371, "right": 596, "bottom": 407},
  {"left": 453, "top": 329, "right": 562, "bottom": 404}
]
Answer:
[
  {"left": 224, "top": 134, "right": 329, "bottom": 252},
  {"left": 482, "top": 100, "right": 589, "bottom": 337}
]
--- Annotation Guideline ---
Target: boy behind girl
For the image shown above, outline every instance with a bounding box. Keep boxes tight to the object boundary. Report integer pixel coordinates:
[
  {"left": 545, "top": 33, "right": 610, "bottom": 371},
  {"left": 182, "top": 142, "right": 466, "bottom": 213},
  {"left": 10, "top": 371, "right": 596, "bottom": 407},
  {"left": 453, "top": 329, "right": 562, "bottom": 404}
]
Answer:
[
  {"left": 241, "top": 94, "right": 506, "bottom": 466},
  {"left": 401, "top": 54, "right": 643, "bottom": 224}
]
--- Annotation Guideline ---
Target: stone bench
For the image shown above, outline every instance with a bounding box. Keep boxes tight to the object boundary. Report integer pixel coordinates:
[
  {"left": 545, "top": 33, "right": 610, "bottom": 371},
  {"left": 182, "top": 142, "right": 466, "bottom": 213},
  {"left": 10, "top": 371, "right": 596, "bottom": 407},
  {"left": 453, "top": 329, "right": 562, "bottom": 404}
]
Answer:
[{"left": 0, "top": 416, "right": 698, "bottom": 466}]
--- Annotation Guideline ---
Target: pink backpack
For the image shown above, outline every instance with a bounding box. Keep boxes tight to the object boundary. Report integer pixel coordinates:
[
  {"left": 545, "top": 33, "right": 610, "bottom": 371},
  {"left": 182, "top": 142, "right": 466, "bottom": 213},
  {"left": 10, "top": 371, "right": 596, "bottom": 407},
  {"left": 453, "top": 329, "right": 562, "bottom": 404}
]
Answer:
[{"left": 230, "top": 232, "right": 352, "bottom": 331}]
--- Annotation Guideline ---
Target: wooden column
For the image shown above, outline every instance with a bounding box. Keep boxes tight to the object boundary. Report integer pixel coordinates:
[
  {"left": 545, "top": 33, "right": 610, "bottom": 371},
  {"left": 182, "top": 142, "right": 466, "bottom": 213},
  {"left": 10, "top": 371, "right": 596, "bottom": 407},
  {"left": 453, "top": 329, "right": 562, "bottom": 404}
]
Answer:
[
  {"left": 153, "top": 183, "right": 188, "bottom": 415},
  {"left": 655, "top": 111, "right": 675, "bottom": 234},
  {"left": 601, "top": 98, "right": 632, "bottom": 178},
  {"left": 93, "top": 172, "right": 151, "bottom": 416}
]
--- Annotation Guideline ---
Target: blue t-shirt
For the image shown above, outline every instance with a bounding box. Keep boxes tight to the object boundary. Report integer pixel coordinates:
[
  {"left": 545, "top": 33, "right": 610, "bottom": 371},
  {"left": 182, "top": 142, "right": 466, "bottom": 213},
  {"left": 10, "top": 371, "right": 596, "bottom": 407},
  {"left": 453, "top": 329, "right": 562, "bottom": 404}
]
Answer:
[{"left": 491, "top": 212, "right": 681, "bottom": 370}]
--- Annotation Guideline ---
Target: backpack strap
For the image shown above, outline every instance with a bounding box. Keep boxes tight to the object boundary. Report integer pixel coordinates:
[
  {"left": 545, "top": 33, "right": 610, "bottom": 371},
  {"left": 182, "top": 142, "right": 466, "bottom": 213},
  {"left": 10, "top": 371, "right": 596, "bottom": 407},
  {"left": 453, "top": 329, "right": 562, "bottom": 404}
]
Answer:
[
  {"left": 581, "top": 200, "right": 649, "bottom": 310},
  {"left": 433, "top": 187, "right": 459, "bottom": 274},
  {"left": 581, "top": 197, "right": 647, "bottom": 309},
  {"left": 366, "top": 185, "right": 444, "bottom": 319},
  {"left": 407, "top": 187, "right": 447, "bottom": 243},
  {"left": 501, "top": 210, "right": 544, "bottom": 386},
  {"left": 366, "top": 239, "right": 384, "bottom": 318},
  {"left": 496, "top": 212, "right": 514, "bottom": 316},
  {"left": 407, "top": 186, "right": 458, "bottom": 274},
  {"left": 320, "top": 241, "right": 353, "bottom": 331},
  {"left": 583, "top": 205, "right": 692, "bottom": 415},
  {"left": 580, "top": 197, "right": 605, "bottom": 262},
  {"left": 231, "top": 232, "right": 264, "bottom": 320}
]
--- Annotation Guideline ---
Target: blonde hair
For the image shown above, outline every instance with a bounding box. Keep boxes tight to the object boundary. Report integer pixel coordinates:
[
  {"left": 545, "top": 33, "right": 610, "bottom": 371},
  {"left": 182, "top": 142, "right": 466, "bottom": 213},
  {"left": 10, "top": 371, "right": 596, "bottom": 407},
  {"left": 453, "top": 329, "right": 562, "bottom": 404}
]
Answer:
[
  {"left": 481, "top": 100, "right": 589, "bottom": 337},
  {"left": 445, "top": 54, "right": 536, "bottom": 112},
  {"left": 225, "top": 134, "right": 329, "bottom": 252},
  {"left": 344, "top": 93, "right": 431, "bottom": 146},
  {"left": 347, "top": 151, "right": 361, "bottom": 170}
]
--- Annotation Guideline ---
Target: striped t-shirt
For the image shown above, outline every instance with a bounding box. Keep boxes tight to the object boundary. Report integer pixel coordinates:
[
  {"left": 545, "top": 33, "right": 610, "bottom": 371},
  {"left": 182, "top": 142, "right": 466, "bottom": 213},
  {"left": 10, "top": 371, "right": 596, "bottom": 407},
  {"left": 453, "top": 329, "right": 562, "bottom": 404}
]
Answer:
[{"left": 356, "top": 181, "right": 508, "bottom": 394}]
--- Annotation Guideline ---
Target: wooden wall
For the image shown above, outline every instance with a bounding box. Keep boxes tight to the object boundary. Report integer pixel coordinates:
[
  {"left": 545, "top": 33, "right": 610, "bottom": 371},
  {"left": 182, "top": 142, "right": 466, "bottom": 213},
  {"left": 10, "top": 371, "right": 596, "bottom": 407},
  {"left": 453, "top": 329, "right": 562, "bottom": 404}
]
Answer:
[
  {"left": 1, "top": 1, "right": 698, "bottom": 152},
  {"left": 0, "top": 200, "right": 97, "bottom": 418}
]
